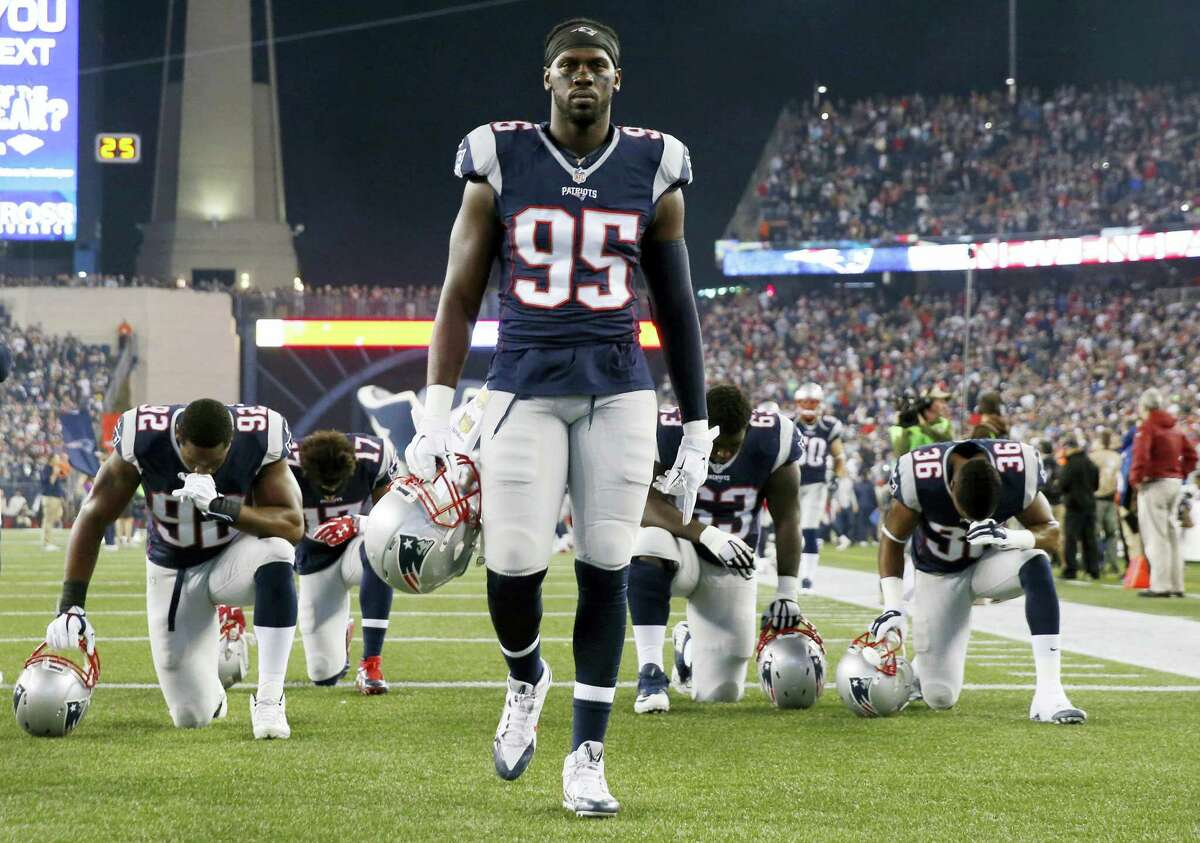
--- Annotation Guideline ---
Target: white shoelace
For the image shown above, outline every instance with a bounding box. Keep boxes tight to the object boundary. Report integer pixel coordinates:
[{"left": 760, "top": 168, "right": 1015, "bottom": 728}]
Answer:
[
  {"left": 498, "top": 689, "right": 537, "bottom": 744},
  {"left": 572, "top": 758, "right": 608, "bottom": 798}
]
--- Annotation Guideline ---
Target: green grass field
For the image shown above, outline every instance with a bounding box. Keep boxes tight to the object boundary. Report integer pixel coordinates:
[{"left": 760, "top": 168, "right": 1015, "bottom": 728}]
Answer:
[{"left": 2, "top": 530, "right": 1198, "bottom": 841}]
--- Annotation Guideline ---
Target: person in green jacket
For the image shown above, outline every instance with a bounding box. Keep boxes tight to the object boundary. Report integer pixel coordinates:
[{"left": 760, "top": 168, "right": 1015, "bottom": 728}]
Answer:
[{"left": 889, "top": 385, "right": 954, "bottom": 456}]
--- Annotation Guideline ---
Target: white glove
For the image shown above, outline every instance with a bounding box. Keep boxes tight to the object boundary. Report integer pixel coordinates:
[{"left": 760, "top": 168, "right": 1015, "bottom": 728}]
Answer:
[
  {"left": 46, "top": 606, "right": 95, "bottom": 656},
  {"left": 654, "top": 422, "right": 719, "bottom": 522},
  {"left": 698, "top": 525, "right": 755, "bottom": 580},
  {"left": 868, "top": 608, "right": 905, "bottom": 646},
  {"left": 405, "top": 384, "right": 457, "bottom": 481},
  {"left": 966, "top": 518, "right": 1035, "bottom": 550},
  {"left": 762, "top": 598, "right": 803, "bottom": 630},
  {"left": 172, "top": 473, "right": 219, "bottom": 514}
]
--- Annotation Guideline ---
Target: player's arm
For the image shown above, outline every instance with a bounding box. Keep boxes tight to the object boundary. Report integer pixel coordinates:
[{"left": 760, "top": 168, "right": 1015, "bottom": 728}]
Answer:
[
  {"left": 1014, "top": 492, "right": 1062, "bottom": 556},
  {"left": 830, "top": 438, "right": 847, "bottom": 478},
  {"left": 408, "top": 181, "right": 500, "bottom": 478},
  {"left": 427, "top": 181, "right": 500, "bottom": 390},
  {"left": 641, "top": 462, "right": 705, "bottom": 543},
  {"left": 59, "top": 451, "right": 141, "bottom": 608},
  {"left": 764, "top": 461, "right": 802, "bottom": 580},
  {"left": 235, "top": 459, "right": 304, "bottom": 543},
  {"left": 868, "top": 500, "right": 920, "bottom": 641},
  {"left": 761, "top": 461, "right": 806, "bottom": 629}
]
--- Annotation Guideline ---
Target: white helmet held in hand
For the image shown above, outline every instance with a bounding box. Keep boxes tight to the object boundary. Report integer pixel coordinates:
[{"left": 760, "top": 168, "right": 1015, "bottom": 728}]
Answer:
[
  {"left": 216, "top": 605, "right": 251, "bottom": 689},
  {"left": 364, "top": 455, "right": 481, "bottom": 595},
  {"left": 756, "top": 617, "right": 827, "bottom": 709},
  {"left": 13, "top": 641, "right": 100, "bottom": 737},
  {"left": 835, "top": 631, "right": 915, "bottom": 717}
]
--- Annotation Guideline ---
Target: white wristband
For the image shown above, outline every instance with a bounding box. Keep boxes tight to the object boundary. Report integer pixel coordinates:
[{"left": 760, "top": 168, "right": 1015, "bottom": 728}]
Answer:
[
  {"left": 776, "top": 575, "right": 799, "bottom": 601},
  {"left": 698, "top": 525, "right": 725, "bottom": 554},
  {"left": 880, "top": 576, "right": 904, "bottom": 611},
  {"left": 423, "top": 384, "right": 455, "bottom": 422},
  {"left": 682, "top": 420, "right": 711, "bottom": 438}
]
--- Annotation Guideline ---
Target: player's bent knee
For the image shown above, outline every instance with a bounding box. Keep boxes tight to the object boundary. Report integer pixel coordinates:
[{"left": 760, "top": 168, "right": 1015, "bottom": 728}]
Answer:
[
  {"left": 170, "top": 705, "right": 215, "bottom": 729},
  {"left": 1018, "top": 551, "right": 1054, "bottom": 590},
  {"left": 922, "top": 682, "right": 960, "bottom": 710},
  {"left": 693, "top": 680, "right": 745, "bottom": 704},
  {"left": 254, "top": 537, "right": 296, "bottom": 568}
]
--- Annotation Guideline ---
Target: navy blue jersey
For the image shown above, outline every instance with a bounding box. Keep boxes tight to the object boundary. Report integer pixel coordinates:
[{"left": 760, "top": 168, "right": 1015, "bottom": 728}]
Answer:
[
  {"left": 287, "top": 433, "right": 398, "bottom": 575},
  {"left": 112, "top": 404, "right": 292, "bottom": 569},
  {"left": 657, "top": 407, "right": 803, "bottom": 559},
  {"left": 454, "top": 120, "right": 692, "bottom": 396},
  {"left": 890, "top": 439, "right": 1045, "bottom": 574},
  {"left": 795, "top": 415, "right": 844, "bottom": 485}
]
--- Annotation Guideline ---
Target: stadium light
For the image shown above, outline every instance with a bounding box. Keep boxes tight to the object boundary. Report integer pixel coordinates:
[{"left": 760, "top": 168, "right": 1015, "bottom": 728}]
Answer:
[
  {"left": 239, "top": 272, "right": 251, "bottom": 289},
  {"left": 293, "top": 276, "right": 304, "bottom": 292},
  {"left": 1182, "top": 203, "right": 1191, "bottom": 212},
  {"left": 1005, "top": 77, "right": 1015, "bottom": 86},
  {"left": 175, "top": 277, "right": 186, "bottom": 288},
  {"left": 821, "top": 112, "right": 830, "bottom": 121},
  {"left": 984, "top": 121, "right": 993, "bottom": 130},
  {"left": 255, "top": 319, "right": 662, "bottom": 349},
  {"left": 817, "top": 85, "right": 827, "bottom": 94},
  {"left": 77, "top": 271, "right": 86, "bottom": 278}
]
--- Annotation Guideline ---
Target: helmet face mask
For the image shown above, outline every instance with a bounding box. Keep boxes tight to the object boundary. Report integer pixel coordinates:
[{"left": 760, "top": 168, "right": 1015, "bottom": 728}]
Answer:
[
  {"left": 756, "top": 619, "right": 827, "bottom": 710},
  {"left": 835, "top": 632, "right": 915, "bottom": 718},
  {"left": 365, "top": 455, "right": 482, "bottom": 595},
  {"left": 13, "top": 641, "right": 100, "bottom": 737}
]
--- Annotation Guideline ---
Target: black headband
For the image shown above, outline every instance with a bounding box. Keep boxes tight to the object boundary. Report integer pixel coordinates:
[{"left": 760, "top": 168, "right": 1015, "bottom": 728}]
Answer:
[{"left": 544, "top": 23, "right": 619, "bottom": 68}]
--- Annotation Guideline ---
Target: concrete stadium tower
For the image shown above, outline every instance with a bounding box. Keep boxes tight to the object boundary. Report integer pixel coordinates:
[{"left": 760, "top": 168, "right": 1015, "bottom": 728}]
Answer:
[{"left": 138, "top": 0, "right": 298, "bottom": 291}]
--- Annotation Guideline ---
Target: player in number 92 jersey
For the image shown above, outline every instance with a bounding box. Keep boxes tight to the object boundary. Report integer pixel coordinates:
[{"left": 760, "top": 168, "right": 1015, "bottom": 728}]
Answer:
[
  {"left": 409, "top": 18, "right": 710, "bottom": 816},
  {"left": 48, "top": 399, "right": 305, "bottom": 739},
  {"left": 628, "top": 385, "right": 807, "bottom": 710},
  {"left": 287, "top": 431, "right": 399, "bottom": 694},
  {"left": 871, "top": 439, "right": 1086, "bottom": 724}
]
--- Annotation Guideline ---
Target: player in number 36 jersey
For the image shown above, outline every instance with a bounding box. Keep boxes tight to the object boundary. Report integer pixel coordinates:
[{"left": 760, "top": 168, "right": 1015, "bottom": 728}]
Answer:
[{"left": 870, "top": 439, "right": 1086, "bottom": 725}]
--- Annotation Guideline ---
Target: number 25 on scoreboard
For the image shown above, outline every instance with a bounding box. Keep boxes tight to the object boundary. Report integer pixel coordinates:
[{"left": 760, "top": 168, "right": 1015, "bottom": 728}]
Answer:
[{"left": 95, "top": 133, "right": 141, "bottom": 164}]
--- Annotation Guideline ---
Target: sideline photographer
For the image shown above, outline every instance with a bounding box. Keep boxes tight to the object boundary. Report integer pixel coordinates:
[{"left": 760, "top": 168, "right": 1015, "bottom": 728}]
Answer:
[{"left": 889, "top": 385, "right": 954, "bottom": 456}]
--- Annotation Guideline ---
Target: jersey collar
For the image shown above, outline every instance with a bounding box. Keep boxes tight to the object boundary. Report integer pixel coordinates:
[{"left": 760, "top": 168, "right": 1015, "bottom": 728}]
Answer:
[{"left": 535, "top": 123, "right": 621, "bottom": 184}]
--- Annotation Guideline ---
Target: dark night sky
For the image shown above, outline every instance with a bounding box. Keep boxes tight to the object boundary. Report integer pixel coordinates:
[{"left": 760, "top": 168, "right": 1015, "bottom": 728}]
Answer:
[{"left": 97, "top": 0, "right": 1200, "bottom": 286}]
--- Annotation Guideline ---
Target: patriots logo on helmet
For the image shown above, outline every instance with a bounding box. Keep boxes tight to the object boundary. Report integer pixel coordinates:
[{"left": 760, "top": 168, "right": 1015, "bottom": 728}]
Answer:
[
  {"left": 64, "top": 699, "right": 89, "bottom": 732},
  {"left": 395, "top": 535, "right": 436, "bottom": 593},
  {"left": 12, "top": 683, "right": 25, "bottom": 714},
  {"left": 849, "top": 676, "right": 876, "bottom": 715},
  {"left": 758, "top": 656, "right": 776, "bottom": 704}
]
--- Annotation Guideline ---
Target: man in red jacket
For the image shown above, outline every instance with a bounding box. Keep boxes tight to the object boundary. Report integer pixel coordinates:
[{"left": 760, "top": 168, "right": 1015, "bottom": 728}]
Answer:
[{"left": 1130, "top": 389, "right": 1198, "bottom": 597}]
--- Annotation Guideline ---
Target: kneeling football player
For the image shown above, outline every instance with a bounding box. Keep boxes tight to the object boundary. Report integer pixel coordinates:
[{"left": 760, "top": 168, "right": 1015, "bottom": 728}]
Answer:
[
  {"left": 288, "top": 430, "right": 398, "bottom": 693},
  {"left": 869, "top": 438, "right": 1086, "bottom": 724},
  {"left": 628, "top": 384, "right": 806, "bottom": 711},
  {"left": 46, "top": 400, "right": 304, "bottom": 738}
]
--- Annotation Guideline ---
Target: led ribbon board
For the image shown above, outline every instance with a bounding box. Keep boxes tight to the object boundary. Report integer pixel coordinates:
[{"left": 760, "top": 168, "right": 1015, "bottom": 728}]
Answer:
[{"left": 256, "top": 319, "right": 663, "bottom": 349}]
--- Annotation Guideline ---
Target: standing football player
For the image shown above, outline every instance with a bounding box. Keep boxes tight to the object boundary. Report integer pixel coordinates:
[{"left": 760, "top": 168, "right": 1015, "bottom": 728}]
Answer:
[
  {"left": 870, "top": 438, "right": 1086, "bottom": 724},
  {"left": 793, "top": 383, "right": 845, "bottom": 590},
  {"left": 406, "top": 18, "right": 709, "bottom": 817},
  {"left": 628, "top": 384, "right": 805, "bottom": 711},
  {"left": 289, "top": 430, "right": 398, "bottom": 694},
  {"left": 45, "top": 399, "right": 304, "bottom": 738}
]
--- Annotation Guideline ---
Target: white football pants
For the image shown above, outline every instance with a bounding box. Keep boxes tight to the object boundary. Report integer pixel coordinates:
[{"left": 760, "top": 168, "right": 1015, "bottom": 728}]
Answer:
[
  {"left": 480, "top": 390, "right": 657, "bottom": 575},
  {"left": 798, "top": 482, "right": 827, "bottom": 530},
  {"left": 632, "top": 525, "right": 758, "bottom": 702},
  {"left": 297, "top": 536, "right": 366, "bottom": 682},
  {"left": 145, "top": 532, "right": 294, "bottom": 728},
  {"left": 911, "top": 546, "right": 1044, "bottom": 710}
]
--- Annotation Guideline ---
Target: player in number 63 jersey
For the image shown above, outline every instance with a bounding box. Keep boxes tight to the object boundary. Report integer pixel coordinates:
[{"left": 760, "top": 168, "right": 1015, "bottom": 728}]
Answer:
[
  {"left": 45, "top": 399, "right": 305, "bottom": 739},
  {"left": 288, "top": 431, "right": 399, "bottom": 694},
  {"left": 405, "top": 18, "right": 710, "bottom": 817},
  {"left": 628, "top": 384, "right": 806, "bottom": 710},
  {"left": 869, "top": 439, "right": 1086, "bottom": 724}
]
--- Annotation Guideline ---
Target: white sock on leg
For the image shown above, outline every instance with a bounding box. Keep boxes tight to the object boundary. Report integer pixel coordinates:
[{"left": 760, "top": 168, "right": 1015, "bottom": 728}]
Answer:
[
  {"left": 254, "top": 625, "right": 296, "bottom": 701},
  {"left": 633, "top": 625, "right": 666, "bottom": 671},
  {"left": 1031, "top": 634, "right": 1065, "bottom": 699}
]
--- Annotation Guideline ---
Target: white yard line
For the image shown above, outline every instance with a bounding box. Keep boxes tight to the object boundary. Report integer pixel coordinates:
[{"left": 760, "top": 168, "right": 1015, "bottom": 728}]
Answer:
[
  {"left": 810, "top": 566, "right": 1200, "bottom": 679},
  {"left": 1, "top": 680, "right": 1197, "bottom": 692}
]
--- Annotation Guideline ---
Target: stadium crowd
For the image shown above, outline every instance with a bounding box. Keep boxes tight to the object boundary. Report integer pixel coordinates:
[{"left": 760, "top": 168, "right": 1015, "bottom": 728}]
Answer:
[
  {"left": 0, "top": 311, "right": 115, "bottom": 512},
  {"left": 683, "top": 280, "right": 1200, "bottom": 466},
  {"left": 750, "top": 82, "right": 1200, "bottom": 244}
]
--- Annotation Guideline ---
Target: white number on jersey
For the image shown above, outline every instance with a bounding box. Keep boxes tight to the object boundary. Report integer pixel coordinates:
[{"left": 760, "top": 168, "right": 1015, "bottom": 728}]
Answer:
[
  {"left": 694, "top": 485, "right": 758, "bottom": 539},
  {"left": 149, "top": 492, "right": 240, "bottom": 549},
  {"left": 804, "top": 436, "right": 828, "bottom": 468},
  {"left": 511, "top": 207, "right": 638, "bottom": 311}
]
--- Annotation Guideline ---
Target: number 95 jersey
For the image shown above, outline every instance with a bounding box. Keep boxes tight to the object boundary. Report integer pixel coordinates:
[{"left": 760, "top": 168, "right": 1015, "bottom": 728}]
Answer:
[
  {"left": 890, "top": 439, "right": 1045, "bottom": 574},
  {"left": 111, "top": 404, "right": 293, "bottom": 570},
  {"left": 657, "top": 407, "right": 803, "bottom": 557},
  {"left": 454, "top": 120, "right": 691, "bottom": 397}
]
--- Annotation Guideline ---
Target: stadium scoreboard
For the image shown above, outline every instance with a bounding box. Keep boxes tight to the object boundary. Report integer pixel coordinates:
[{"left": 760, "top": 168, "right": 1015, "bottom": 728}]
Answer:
[{"left": 95, "top": 133, "right": 140, "bottom": 163}]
